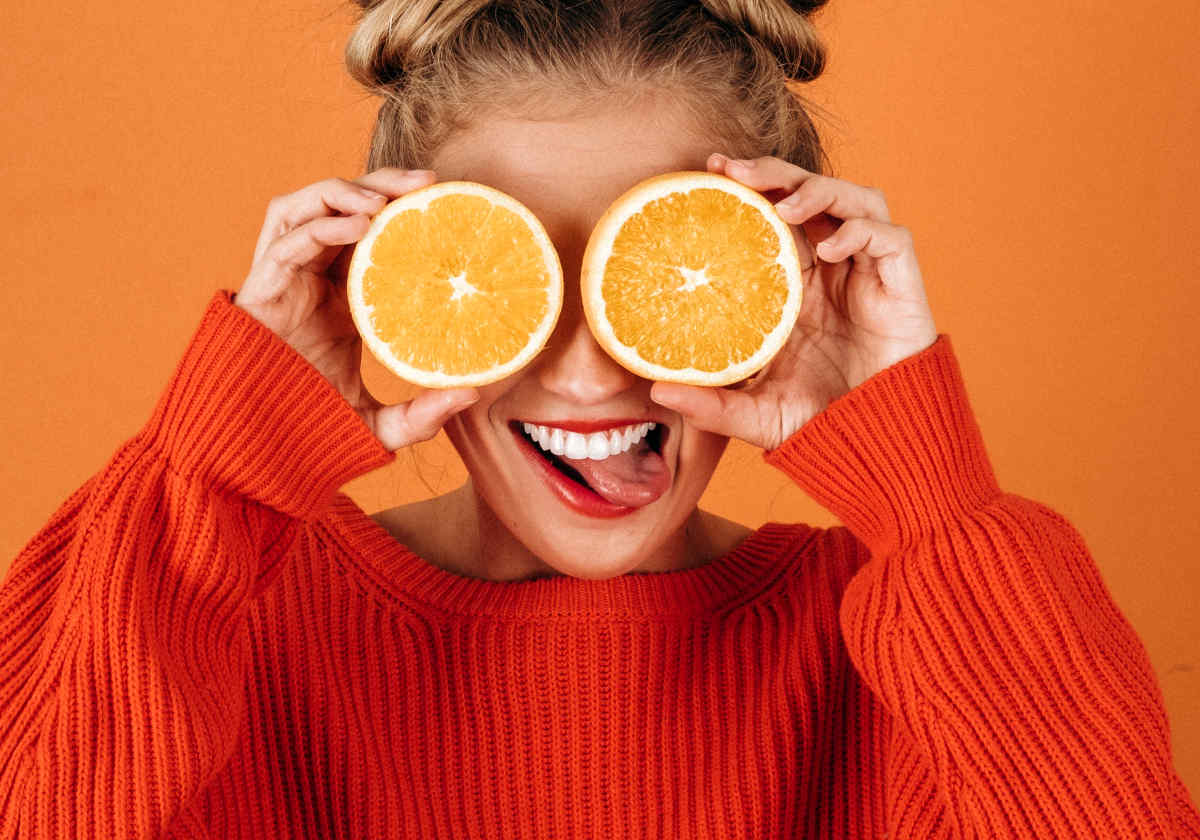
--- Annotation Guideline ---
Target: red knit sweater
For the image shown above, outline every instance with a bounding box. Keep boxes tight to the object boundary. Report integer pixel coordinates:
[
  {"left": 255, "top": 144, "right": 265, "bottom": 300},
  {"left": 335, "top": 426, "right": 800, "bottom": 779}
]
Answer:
[{"left": 2, "top": 288, "right": 1197, "bottom": 839}]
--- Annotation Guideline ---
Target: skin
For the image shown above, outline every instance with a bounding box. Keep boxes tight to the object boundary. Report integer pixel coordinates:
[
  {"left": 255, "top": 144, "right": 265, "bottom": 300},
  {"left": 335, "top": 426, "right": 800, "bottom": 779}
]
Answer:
[
  {"left": 374, "top": 93, "right": 753, "bottom": 582},
  {"left": 372, "top": 89, "right": 940, "bottom": 583}
]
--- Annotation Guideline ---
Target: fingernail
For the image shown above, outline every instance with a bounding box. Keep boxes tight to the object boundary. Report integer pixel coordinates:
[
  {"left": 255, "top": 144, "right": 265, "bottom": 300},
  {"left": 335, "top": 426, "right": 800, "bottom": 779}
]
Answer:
[
  {"left": 710, "top": 153, "right": 730, "bottom": 168},
  {"left": 650, "top": 384, "right": 681, "bottom": 407},
  {"left": 362, "top": 189, "right": 386, "bottom": 200}
]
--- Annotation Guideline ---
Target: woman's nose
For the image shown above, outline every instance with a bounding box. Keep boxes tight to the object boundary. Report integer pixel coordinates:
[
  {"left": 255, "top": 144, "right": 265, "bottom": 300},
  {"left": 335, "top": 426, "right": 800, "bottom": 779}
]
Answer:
[{"left": 536, "top": 314, "right": 640, "bottom": 405}]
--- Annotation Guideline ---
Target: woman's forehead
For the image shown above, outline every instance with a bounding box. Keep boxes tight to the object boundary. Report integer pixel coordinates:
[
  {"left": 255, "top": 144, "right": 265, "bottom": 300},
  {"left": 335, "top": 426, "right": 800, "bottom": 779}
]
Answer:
[
  {"left": 429, "top": 103, "right": 718, "bottom": 189},
  {"left": 428, "top": 132, "right": 716, "bottom": 258}
]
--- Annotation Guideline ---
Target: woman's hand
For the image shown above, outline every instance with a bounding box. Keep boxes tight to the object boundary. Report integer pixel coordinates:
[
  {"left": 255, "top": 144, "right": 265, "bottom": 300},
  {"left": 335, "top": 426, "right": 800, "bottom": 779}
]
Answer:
[
  {"left": 648, "top": 154, "right": 940, "bottom": 451},
  {"left": 234, "top": 168, "right": 480, "bottom": 452}
]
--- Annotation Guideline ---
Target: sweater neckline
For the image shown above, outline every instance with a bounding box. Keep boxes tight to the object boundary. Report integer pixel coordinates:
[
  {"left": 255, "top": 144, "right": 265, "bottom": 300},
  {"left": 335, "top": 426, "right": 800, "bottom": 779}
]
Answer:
[{"left": 329, "top": 494, "right": 811, "bottom": 619}]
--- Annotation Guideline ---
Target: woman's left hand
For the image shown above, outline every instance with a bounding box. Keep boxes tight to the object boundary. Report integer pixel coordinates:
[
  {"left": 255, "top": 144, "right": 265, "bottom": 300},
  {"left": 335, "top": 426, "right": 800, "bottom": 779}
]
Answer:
[{"left": 648, "top": 154, "right": 940, "bottom": 451}]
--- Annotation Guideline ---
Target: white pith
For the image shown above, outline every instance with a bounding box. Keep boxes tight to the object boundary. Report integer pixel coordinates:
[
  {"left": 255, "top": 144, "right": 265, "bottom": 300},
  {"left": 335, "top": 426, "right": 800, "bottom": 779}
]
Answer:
[{"left": 521, "top": 422, "right": 657, "bottom": 461}]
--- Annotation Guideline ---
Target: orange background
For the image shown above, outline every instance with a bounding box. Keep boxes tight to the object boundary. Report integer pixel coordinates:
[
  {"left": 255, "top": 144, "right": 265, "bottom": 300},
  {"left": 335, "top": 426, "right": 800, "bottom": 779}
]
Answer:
[{"left": 3, "top": 0, "right": 1198, "bottom": 803}]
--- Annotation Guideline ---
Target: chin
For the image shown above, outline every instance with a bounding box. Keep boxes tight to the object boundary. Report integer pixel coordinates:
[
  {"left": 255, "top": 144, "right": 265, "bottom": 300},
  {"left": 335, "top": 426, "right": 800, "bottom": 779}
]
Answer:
[{"left": 442, "top": 386, "right": 729, "bottom": 579}]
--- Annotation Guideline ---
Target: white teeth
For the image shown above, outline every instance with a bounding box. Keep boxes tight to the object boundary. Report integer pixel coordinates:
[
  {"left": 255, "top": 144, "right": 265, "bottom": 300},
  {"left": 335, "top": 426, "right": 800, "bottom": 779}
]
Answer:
[
  {"left": 565, "top": 431, "right": 588, "bottom": 459},
  {"left": 586, "top": 432, "right": 610, "bottom": 460},
  {"left": 518, "top": 421, "right": 660, "bottom": 461}
]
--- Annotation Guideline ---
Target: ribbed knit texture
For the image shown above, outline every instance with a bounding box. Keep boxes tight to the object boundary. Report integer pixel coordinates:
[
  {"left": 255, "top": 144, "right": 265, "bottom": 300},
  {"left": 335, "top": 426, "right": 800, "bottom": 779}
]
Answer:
[{"left": 2, "top": 287, "right": 1197, "bottom": 839}]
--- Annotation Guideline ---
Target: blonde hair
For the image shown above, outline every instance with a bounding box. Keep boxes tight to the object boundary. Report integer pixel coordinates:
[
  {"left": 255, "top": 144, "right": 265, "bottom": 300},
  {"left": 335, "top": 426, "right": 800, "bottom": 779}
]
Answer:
[{"left": 344, "top": 0, "right": 835, "bottom": 176}]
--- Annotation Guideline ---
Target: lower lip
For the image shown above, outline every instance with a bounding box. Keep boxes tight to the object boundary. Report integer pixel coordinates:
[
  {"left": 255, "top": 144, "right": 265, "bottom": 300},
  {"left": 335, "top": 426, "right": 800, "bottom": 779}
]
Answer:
[{"left": 510, "top": 425, "right": 639, "bottom": 518}]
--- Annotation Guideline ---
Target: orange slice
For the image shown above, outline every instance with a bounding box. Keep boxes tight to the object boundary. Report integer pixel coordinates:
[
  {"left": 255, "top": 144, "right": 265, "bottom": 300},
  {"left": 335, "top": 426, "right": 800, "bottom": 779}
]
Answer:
[
  {"left": 580, "top": 171, "right": 805, "bottom": 387},
  {"left": 347, "top": 180, "right": 563, "bottom": 388}
]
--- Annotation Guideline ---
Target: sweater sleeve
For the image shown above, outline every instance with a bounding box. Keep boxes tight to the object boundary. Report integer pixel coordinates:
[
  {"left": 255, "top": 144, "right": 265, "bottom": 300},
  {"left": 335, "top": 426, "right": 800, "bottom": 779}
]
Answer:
[
  {"left": 762, "top": 334, "right": 1200, "bottom": 839},
  {"left": 0, "top": 288, "right": 395, "bottom": 839}
]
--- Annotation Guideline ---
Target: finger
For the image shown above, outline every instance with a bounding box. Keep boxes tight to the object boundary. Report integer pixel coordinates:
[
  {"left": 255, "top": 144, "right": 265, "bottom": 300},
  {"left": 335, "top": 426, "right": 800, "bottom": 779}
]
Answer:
[
  {"left": 775, "top": 177, "right": 891, "bottom": 228},
  {"left": 351, "top": 167, "right": 437, "bottom": 198},
  {"left": 797, "top": 213, "right": 842, "bottom": 258},
  {"left": 253, "top": 214, "right": 371, "bottom": 299},
  {"left": 711, "top": 153, "right": 891, "bottom": 226},
  {"left": 816, "top": 219, "right": 920, "bottom": 291},
  {"left": 648, "top": 379, "right": 763, "bottom": 440},
  {"left": 708, "top": 153, "right": 799, "bottom": 206},
  {"left": 253, "top": 178, "right": 391, "bottom": 265},
  {"left": 372, "top": 387, "right": 479, "bottom": 452}
]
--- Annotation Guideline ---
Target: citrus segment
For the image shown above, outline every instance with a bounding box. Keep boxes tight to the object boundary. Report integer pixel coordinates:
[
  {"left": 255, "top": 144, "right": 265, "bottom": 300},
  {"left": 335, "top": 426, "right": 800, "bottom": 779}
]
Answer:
[
  {"left": 348, "top": 181, "right": 563, "bottom": 388},
  {"left": 581, "top": 171, "right": 804, "bottom": 387}
]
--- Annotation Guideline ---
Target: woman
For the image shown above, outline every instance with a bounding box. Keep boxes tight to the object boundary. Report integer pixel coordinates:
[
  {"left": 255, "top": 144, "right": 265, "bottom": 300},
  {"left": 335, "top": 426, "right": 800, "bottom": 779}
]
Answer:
[{"left": 2, "top": 1, "right": 1197, "bottom": 837}]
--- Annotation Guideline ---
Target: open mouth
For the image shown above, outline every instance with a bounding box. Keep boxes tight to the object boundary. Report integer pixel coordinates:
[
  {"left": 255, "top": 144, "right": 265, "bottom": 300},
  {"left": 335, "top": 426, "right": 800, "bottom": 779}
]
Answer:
[{"left": 508, "top": 421, "right": 666, "bottom": 491}]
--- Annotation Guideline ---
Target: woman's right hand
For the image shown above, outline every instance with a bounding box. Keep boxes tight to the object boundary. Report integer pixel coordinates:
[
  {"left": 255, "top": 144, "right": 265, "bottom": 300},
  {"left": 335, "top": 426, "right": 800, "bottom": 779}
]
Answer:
[{"left": 234, "top": 168, "right": 480, "bottom": 453}]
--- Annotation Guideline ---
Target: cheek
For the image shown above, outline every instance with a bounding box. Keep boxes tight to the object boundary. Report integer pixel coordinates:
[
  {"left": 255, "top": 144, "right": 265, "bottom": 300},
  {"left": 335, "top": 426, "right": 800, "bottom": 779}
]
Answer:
[
  {"left": 441, "top": 374, "right": 523, "bottom": 461},
  {"left": 442, "top": 388, "right": 501, "bottom": 452},
  {"left": 676, "top": 425, "right": 730, "bottom": 490}
]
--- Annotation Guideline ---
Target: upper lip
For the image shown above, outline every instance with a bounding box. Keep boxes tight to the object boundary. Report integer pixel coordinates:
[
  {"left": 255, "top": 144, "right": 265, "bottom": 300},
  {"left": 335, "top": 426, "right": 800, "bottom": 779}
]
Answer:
[{"left": 514, "top": 417, "right": 659, "bottom": 434}]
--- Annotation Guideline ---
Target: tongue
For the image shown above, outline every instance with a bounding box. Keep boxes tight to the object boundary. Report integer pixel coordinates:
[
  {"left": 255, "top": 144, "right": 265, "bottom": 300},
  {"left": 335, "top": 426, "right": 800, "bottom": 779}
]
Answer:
[{"left": 564, "top": 440, "right": 671, "bottom": 508}]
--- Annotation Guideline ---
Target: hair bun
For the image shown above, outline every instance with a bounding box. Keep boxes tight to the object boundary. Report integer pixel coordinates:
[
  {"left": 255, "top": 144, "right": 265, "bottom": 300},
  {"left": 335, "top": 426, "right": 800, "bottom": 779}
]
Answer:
[
  {"left": 789, "top": 0, "right": 830, "bottom": 15},
  {"left": 345, "top": 0, "right": 496, "bottom": 92},
  {"left": 700, "top": 0, "right": 828, "bottom": 82}
]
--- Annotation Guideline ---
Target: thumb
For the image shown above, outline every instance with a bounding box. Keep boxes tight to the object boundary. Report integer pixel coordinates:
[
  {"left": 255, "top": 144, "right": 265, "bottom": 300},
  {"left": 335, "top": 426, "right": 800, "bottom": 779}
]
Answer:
[
  {"left": 649, "top": 381, "right": 757, "bottom": 439},
  {"left": 372, "top": 387, "right": 479, "bottom": 452}
]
